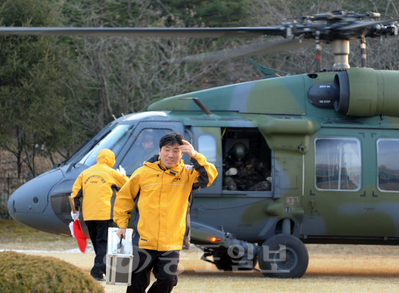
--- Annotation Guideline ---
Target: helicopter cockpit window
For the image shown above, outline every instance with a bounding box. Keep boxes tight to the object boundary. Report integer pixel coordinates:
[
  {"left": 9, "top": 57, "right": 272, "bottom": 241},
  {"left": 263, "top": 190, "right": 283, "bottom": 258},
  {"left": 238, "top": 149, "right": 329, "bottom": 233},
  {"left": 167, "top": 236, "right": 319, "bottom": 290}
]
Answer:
[
  {"left": 120, "top": 129, "right": 170, "bottom": 175},
  {"left": 198, "top": 134, "right": 217, "bottom": 164},
  {"left": 377, "top": 139, "right": 399, "bottom": 192},
  {"left": 315, "top": 138, "right": 361, "bottom": 191},
  {"left": 79, "top": 125, "right": 134, "bottom": 167}
]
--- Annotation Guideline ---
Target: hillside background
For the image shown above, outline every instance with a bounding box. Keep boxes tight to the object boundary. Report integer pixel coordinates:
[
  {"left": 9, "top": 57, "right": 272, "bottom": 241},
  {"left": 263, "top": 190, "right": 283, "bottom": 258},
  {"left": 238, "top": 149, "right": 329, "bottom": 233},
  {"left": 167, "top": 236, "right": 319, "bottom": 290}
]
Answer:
[{"left": 1, "top": 0, "right": 399, "bottom": 178}]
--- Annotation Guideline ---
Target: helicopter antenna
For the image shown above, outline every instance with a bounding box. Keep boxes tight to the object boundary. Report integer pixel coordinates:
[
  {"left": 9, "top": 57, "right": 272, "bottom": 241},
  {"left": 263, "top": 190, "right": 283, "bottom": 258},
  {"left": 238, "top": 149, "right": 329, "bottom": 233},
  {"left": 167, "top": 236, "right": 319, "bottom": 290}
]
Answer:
[
  {"left": 315, "top": 31, "right": 322, "bottom": 72},
  {"left": 181, "top": 97, "right": 213, "bottom": 116}
]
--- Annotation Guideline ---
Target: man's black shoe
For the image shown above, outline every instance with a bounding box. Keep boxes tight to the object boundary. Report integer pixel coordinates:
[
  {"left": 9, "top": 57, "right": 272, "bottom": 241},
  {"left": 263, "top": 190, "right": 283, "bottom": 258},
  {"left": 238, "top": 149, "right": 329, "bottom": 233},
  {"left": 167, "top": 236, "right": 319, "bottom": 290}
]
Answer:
[{"left": 92, "top": 275, "right": 106, "bottom": 282}]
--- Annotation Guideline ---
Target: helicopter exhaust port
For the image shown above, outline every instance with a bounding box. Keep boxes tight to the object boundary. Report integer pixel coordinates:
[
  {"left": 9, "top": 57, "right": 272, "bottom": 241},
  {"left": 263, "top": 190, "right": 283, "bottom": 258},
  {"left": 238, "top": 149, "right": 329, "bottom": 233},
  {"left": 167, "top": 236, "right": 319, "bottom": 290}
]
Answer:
[{"left": 309, "top": 68, "right": 399, "bottom": 117}]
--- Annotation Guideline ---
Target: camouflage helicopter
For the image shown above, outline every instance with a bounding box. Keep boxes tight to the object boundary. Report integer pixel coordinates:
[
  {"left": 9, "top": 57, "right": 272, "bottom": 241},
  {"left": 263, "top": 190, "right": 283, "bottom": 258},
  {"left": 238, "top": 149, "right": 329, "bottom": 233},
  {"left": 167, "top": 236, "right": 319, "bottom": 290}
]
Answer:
[{"left": 6, "top": 10, "right": 399, "bottom": 278}]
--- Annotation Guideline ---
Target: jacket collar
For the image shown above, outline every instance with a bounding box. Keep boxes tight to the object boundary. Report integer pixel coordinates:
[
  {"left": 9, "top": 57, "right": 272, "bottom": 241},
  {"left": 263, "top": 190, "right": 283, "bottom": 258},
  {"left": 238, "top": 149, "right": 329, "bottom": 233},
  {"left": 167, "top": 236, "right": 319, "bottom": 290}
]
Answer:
[{"left": 144, "top": 156, "right": 183, "bottom": 176}]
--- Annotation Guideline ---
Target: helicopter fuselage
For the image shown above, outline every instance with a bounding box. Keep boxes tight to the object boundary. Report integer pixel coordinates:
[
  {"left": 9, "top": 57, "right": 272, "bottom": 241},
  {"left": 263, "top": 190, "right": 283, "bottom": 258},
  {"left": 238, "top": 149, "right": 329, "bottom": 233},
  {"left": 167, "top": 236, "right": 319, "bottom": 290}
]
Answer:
[{"left": 8, "top": 67, "right": 399, "bottom": 277}]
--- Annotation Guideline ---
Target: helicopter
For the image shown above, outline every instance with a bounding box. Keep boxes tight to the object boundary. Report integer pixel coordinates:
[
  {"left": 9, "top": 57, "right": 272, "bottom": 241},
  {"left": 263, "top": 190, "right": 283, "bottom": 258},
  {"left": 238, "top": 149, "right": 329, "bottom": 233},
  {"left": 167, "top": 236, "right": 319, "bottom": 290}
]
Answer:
[{"left": 5, "top": 10, "right": 399, "bottom": 278}]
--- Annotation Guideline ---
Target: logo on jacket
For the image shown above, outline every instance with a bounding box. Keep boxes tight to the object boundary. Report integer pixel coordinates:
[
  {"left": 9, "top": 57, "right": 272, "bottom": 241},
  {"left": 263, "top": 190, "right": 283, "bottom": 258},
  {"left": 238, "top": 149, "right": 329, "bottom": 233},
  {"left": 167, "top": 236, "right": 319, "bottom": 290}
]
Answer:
[
  {"left": 172, "top": 178, "right": 181, "bottom": 183},
  {"left": 186, "top": 165, "right": 193, "bottom": 170},
  {"left": 140, "top": 238, "right": 148, "bottom": 242},
  {"left": 84, "top": 175, "right": 106, "bottom": 184}
]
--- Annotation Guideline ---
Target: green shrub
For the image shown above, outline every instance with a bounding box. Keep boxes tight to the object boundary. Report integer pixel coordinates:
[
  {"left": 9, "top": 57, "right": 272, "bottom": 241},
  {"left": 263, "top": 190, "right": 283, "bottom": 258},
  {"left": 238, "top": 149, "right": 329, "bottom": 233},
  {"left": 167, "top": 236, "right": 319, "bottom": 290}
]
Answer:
[{"left": 0, "top": 251, "right": 104, "bottom": 293}]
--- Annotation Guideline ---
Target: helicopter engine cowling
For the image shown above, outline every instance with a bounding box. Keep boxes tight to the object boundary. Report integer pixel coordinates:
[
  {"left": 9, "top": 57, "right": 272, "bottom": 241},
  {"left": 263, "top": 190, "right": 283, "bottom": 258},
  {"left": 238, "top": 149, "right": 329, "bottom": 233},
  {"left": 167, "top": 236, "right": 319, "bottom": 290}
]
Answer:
[
  {"left": 310, "top": 68, "right": 399, "bottom": 118},
  {"left": 335, "top": 68, "right": 399, "bottom": 117}
]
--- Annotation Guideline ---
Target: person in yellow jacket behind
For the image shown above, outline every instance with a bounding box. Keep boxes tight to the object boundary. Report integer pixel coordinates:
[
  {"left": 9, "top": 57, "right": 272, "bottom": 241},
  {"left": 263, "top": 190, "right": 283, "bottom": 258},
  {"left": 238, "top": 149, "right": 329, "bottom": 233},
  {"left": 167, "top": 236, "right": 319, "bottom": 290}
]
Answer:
[
  {"left": 114, "top": 132, "right": 218, "bottom": 293},
  {"left": 71, "top": 149, "right": 128, "bottom": 281}
]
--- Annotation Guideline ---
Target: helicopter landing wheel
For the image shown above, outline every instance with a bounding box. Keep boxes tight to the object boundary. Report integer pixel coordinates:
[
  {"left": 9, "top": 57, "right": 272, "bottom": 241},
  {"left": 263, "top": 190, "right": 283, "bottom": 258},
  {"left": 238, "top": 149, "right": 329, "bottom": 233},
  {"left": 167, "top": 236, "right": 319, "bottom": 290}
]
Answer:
[
  {"left": 258, "top": 234, "right": 309, "bottom": 278},
  {"left": 212, "top": 249, "right": 258, "bottom": 271}
]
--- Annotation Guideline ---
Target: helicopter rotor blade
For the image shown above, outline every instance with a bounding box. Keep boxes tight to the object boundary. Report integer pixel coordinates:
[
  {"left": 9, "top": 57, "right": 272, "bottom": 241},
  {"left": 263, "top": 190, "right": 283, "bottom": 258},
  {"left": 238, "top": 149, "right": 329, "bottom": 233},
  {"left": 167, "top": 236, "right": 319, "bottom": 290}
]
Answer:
[
  {"left": 0, "top": 16, "right": 398, "bottom": 41},
  {"left": 337, "top": 18, "right": 399, "bottom": 31},
  {"left": 178, "top": 38, "right": 314, "bottom": 63},
  {"left": 0, "top": 27, "right": 285, "bottom": 38}
]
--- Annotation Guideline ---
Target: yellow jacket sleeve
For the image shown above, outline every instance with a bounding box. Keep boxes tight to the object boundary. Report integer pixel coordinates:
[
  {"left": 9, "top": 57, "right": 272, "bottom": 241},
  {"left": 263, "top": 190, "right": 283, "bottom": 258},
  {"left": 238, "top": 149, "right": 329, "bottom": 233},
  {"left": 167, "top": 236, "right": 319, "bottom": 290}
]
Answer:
[
  {"left": 113, "top": 170, "right": 141, "bottom": 228},
  {"left": 191, "top": 152, "right": 218, "bottom": 188},
  {"left": 110, "top": 169, "right": 129, "bottom": 188},
  {"left": 70, "top": 172, "right": 83, "bottom": 211}
]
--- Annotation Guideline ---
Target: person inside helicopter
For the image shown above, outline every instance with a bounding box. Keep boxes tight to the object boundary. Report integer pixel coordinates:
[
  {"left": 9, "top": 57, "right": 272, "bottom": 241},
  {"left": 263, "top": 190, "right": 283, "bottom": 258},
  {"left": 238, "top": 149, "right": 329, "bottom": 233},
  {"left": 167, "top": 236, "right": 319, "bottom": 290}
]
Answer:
[
  {"left": 139, "top": 130, "right": 158, "bottom": 157},
  {"left": 223, "top": 142, "right": 271, "bottom": 191},
  {"left": 122, "top": 129, "right": 169, "bottom": 175}
]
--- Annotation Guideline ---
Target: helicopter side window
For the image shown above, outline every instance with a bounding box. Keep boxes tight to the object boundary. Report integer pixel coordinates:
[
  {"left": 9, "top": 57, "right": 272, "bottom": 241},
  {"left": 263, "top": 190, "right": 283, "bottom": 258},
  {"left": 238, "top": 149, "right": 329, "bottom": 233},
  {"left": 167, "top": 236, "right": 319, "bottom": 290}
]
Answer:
[
  {"left": 120, "top": 129, "right": 170, "bottom": 175},
  {"left": 79, "top": 124, "right": 134, "bottom": 167},
  {"left": 198, "top": 134, "right": 217, "bottom": 164},
  {"left": 315, "top": 138, "right": 361, "bottom": 191},
  {"left": 377, "top": 139, "right": 399, "bottom": 192}
]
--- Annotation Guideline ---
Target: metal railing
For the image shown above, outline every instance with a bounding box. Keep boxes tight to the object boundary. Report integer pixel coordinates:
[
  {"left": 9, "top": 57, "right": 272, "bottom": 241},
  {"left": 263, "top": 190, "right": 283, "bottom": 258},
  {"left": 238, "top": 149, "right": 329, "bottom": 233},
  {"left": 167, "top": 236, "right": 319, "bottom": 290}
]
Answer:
[{"left": 0, "top": 176, "right": 27, "bottom": 219}]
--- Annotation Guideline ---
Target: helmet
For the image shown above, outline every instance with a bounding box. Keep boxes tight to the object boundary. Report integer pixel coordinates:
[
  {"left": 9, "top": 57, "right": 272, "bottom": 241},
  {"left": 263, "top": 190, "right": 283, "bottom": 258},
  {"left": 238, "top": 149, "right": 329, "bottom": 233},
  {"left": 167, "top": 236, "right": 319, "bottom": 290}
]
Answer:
[{"left": 228, "top": 143, "right": 248, "bottom": 164}]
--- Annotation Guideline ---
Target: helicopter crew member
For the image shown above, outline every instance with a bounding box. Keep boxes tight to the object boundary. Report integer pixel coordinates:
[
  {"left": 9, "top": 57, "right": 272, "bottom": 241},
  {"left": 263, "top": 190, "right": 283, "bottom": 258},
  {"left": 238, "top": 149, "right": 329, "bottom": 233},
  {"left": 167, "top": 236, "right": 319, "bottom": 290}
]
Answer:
[
  {"left": 114, "top": 132, "right": 218, "bottom": 293},
  {"left": 70, "top": 149, "right": 128, "bottom": 281},
  {"left": 131, "top": 130, "right": 159, "bottom": 171},
  {"left": 224, "top": 142, "right": 270, "bottom": 191},
  {"left": 140, "top": 130, "right": 158, "bottom": 157}
]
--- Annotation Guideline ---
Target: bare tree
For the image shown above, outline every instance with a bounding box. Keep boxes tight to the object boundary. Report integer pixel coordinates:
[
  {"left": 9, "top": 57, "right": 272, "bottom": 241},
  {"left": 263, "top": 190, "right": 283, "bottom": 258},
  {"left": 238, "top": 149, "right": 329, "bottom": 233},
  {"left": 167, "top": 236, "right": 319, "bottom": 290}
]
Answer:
[
  {"left": 63, "top": 1, "right": 221, "bottom": 133},
  {"left": 62, "top": 0, "right": 399, "bottom": 147}
]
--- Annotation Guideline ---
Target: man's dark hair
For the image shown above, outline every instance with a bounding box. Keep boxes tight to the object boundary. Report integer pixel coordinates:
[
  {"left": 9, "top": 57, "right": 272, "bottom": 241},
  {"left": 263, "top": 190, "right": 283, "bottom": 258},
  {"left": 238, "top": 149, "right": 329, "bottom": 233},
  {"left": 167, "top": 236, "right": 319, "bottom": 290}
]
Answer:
[{"left": 159, "top": 132, "right": 184, "bottom": 149}]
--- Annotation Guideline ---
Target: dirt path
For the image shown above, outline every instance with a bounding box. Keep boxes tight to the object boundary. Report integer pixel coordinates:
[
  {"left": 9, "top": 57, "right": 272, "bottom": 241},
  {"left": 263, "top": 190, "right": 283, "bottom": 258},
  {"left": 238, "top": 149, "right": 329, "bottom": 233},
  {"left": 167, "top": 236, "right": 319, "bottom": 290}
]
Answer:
[{"left": 19, "top": 245, "right": 399, "bottom": 293}]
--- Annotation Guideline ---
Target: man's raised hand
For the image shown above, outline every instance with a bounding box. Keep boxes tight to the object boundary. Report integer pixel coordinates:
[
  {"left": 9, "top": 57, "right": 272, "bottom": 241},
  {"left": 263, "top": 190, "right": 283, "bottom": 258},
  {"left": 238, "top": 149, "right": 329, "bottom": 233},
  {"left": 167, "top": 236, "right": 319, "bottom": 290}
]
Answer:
[{"left": 179, "top": 140, "right": 197, "bottom": 158}]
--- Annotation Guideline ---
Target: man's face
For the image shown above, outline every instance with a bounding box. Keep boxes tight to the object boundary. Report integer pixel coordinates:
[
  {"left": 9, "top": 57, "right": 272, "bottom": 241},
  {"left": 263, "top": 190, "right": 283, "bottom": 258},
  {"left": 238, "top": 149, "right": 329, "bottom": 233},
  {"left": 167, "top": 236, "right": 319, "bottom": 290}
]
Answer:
[
  {"left": 159, "top": 143, "right": 182, "bottom": 168},
  {"left": 142, "top": 140, "right": 154, "bottom": 152},
  {"left": 233, "top": 160, "right": 244, "bottom": 167}
]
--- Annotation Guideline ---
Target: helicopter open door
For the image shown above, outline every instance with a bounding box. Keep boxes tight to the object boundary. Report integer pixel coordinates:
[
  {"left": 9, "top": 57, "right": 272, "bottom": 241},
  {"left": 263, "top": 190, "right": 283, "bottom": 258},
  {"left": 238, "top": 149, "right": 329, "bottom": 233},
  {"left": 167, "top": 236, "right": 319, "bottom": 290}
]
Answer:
[
  {"left": 190, "top": 126, "right": 274, "bottom": 241},
  {"left": 190, "top": 126, "right": 273, "bottom": 197}
]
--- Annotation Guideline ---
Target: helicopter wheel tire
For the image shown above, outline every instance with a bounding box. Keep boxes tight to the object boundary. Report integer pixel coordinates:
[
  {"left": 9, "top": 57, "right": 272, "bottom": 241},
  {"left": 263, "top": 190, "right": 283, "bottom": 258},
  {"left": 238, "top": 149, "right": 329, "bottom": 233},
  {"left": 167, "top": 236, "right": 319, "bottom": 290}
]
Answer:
[
  {"left": 212, "top": 250, "right": 258, "bottom": 271},
  {"left": 258, "top": 234, "right": 309, "bottom": 278}
]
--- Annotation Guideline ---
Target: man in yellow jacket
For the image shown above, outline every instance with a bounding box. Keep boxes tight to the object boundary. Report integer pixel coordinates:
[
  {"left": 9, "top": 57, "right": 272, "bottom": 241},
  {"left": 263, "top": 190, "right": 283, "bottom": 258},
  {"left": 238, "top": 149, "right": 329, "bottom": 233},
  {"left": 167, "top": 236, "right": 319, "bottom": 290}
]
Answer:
[
  {"left": 114, "top": 132, "right": 217, "bottom": 293},
  {"left": 71, "top": 149, "right": 128, "bottom": 281}
]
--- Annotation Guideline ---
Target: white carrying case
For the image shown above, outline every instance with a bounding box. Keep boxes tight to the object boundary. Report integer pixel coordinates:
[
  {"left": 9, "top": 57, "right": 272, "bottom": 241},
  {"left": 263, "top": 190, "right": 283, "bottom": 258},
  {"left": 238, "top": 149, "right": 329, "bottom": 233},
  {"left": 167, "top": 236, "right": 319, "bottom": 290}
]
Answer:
[{"left": 106, "top": 227, "right": 134, "bottom": 286}]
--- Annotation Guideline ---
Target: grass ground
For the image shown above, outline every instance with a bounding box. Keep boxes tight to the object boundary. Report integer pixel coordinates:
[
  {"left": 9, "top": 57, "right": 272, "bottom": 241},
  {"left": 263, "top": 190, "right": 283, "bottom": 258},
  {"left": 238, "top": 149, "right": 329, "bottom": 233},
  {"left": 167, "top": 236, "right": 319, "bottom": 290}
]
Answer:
[
  {"left": 0, "top": 251, "right": 104, "bottom": 293},
  {"left": 2, "top": 219, "right": 399, "bottom": 292},
  {"left": 0, "top": 219, "right": 77, "bottom": 250}
]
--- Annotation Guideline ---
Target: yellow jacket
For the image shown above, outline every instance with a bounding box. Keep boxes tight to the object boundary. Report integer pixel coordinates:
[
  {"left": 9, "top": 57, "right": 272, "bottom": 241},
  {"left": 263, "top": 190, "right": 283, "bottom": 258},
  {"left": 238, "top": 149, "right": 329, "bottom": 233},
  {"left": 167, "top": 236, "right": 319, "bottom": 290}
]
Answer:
[
  {"left": 71, "top": 149, "right": 128, "bottom": 221},
  {"left": 114, "top": 152, "right": 218, "bottom": 251}
]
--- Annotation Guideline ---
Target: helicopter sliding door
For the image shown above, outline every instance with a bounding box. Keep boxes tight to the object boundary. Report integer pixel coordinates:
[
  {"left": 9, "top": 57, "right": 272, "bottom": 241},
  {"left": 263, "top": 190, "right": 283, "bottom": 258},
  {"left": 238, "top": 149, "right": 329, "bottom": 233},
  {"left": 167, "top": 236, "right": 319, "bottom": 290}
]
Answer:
[
  {"left": 116, "top": 121, "right": 184, "bottom": 176},
  {"left": 302, "top": 127, "right": 399, "bottom": 241}
]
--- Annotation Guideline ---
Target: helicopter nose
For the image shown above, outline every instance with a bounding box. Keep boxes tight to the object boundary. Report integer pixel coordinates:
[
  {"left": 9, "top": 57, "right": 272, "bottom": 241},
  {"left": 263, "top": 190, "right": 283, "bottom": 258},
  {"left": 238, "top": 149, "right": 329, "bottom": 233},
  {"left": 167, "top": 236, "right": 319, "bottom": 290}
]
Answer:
[{"left": 7, "top": 169, "right": 65, "bottom": 233}]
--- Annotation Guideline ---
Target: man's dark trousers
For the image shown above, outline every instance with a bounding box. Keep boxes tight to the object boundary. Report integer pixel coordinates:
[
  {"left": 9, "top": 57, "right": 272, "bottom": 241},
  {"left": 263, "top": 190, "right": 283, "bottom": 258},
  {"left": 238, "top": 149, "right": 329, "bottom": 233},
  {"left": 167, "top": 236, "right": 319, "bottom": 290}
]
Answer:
[
  {"left": 127, "top": 247, "right": 180, "bottom": 293},
  {"left": 85, "top": 220, "right": 113, "bottom": 278}
]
